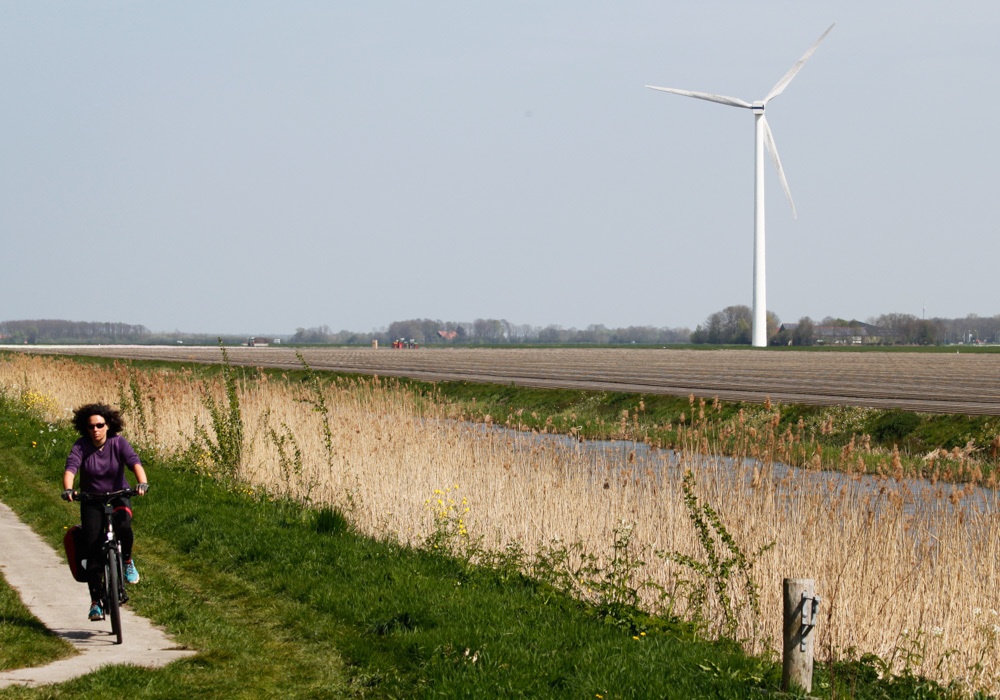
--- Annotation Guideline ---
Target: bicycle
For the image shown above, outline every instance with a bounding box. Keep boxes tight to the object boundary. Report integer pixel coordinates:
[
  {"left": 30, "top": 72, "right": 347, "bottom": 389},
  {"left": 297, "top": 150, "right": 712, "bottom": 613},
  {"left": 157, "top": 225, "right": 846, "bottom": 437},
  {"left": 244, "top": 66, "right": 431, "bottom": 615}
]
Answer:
[{"left": 64, "top": 488, "right": 136, "bottom": 644}]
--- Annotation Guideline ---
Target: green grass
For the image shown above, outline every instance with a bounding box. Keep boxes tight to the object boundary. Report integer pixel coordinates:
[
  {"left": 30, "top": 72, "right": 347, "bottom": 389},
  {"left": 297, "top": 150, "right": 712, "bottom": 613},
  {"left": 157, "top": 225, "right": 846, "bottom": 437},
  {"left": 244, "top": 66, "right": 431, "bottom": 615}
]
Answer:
[{"left": 0, "top": 395, "right": 979, "bottom": 698}]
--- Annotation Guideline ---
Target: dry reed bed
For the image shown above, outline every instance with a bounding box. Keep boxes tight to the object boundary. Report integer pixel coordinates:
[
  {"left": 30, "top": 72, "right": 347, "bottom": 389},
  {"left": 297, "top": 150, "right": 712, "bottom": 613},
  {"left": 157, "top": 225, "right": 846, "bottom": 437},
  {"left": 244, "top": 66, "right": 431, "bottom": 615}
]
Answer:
[
  {"left": 10, "top": 344, "right": 1000, "bottom": 414},
  {"left": 2, "top": 352, "right": 998, "bottom": 693}
]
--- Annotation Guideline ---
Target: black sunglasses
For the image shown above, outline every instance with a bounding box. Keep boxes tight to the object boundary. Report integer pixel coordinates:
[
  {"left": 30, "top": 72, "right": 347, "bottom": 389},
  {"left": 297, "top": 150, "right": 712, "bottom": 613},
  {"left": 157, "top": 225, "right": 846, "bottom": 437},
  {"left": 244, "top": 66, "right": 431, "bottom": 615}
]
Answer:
[{"left": 88, "top": 423, "right": 107, "bottom": 430}]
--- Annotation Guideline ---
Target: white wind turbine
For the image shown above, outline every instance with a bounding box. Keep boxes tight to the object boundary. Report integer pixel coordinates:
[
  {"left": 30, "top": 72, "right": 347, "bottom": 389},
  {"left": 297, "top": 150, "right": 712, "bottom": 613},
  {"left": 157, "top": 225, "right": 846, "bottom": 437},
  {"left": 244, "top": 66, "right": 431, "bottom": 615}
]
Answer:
[{"left": 647, "top": 24, "right": 834, "bottom": 347}]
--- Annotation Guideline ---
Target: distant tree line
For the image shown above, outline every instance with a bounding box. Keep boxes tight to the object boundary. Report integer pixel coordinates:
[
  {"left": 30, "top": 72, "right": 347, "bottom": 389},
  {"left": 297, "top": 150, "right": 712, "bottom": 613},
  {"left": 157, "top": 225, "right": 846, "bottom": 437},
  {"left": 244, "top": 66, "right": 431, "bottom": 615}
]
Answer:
[
  {"left": 290, "top": 319, "right": 691, "bottom": 346},
  {"left": 866, "top": 313, "right": 1000, "bottom": 346},
  {"left": 9, "top": 311, "right": 994, "bottom": 348},
  {"left": 690, "top": 306, "right": 1000, "bottom": 346},
  {"left": 0, "top": 319, "right": 150, "bottom": 345},
  {"left": 689, "top": 305, "right": 782, "bottom": 345}
]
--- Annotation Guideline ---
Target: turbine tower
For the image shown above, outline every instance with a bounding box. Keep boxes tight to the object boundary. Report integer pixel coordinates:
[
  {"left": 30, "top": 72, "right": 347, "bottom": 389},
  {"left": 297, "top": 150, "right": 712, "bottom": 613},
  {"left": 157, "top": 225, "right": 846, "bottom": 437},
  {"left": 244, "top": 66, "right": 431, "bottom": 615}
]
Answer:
[{"left": 647, "top": 24, "right": 834, "bottom": 347}]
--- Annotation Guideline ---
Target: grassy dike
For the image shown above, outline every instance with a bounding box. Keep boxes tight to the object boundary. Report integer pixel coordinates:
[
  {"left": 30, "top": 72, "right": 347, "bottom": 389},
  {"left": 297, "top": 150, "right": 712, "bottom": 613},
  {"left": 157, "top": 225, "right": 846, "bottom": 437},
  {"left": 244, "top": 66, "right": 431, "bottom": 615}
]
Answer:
[
  {"left": 0, "top": 394, "right": 972, "bottom": 697},
  {"left": 0, "top": 395, "right": 769, "bottom": 698}
]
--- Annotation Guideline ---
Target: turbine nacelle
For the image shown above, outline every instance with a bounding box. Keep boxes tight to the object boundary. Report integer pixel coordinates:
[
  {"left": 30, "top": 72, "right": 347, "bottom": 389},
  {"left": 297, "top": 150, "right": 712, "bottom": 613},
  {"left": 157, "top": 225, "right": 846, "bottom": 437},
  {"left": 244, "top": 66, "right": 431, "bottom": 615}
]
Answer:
[{"left": 751, "top": 101, "right": 765, "bottom": 114}]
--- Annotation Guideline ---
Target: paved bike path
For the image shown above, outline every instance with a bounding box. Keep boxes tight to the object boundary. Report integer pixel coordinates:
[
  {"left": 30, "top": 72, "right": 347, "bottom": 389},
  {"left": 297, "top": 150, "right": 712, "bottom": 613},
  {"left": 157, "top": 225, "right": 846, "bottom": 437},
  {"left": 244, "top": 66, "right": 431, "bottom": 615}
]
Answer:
[{"left": 0, "top": 499, "right": 196, "bottom": 688}]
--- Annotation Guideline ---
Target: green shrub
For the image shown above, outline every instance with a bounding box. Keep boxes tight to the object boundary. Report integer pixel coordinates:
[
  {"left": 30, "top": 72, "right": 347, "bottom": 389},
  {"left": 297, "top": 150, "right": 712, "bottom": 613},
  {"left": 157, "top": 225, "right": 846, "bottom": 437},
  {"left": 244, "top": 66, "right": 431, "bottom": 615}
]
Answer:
[{"left": 868, "top": 410, "right": 921, "bottom": 443}]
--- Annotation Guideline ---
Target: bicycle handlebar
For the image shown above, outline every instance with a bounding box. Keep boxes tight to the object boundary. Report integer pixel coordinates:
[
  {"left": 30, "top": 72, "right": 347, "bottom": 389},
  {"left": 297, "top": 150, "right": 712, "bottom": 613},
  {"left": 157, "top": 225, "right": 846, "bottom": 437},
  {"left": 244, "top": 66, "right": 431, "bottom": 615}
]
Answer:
[{"left": 70, "top": 488, "right": 138, "bottom": 502}]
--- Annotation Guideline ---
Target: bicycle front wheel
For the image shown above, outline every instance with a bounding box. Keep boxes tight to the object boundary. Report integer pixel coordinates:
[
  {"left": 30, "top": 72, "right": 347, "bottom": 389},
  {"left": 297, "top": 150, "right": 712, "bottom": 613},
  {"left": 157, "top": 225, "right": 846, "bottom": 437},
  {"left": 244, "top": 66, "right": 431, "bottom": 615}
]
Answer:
[{"left": 106, "top": 548, "right": 123, "bottom": 644}]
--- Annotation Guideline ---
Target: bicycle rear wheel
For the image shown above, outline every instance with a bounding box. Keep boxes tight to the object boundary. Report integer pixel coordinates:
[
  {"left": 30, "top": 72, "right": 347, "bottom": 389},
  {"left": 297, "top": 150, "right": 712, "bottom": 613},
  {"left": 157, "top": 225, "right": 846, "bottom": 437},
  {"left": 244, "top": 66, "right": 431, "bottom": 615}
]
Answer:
[{"left": 106, "top": 548, "right": 123, "bottom": 644}]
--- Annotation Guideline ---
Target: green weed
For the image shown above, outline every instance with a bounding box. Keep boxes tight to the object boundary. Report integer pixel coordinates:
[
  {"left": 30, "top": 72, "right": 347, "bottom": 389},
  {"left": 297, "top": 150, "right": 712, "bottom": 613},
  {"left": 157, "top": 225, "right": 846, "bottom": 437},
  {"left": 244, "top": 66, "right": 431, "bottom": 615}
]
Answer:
[
  {"left": 114, "top": 361, "right": 157, "bottom": 452},
  {"left": 193, "top": 341, "right": 245, "bottom": 478},
  {"left": 295, "top": 351, "right": 335, "bottom": 470},
  {"left": 659, "top": 470, "right": 773, "bottom": 639},
  {"left": 265, "top": 416, "right": 313, "bottom": 502}
]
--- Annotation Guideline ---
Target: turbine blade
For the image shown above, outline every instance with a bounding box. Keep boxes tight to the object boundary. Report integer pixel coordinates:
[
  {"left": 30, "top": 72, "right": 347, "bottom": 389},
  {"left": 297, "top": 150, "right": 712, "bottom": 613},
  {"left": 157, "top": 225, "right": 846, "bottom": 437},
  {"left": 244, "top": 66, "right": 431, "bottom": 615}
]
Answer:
[
  {"left": 763, "top": 23, "right": 835, "bottom": 105},
  {"left": 646, "top": 85, "right": 752, "bottom": 109},
  {"left": 762, "top": 116, "right": 797, "bottom": 218}
]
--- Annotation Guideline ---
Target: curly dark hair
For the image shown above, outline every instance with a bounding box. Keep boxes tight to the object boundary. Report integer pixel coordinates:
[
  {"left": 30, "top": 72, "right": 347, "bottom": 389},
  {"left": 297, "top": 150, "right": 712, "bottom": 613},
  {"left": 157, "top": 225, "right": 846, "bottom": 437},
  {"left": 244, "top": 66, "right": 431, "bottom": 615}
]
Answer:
[{"left": 72, "top": 403, "right": 125, "bottom": 438}]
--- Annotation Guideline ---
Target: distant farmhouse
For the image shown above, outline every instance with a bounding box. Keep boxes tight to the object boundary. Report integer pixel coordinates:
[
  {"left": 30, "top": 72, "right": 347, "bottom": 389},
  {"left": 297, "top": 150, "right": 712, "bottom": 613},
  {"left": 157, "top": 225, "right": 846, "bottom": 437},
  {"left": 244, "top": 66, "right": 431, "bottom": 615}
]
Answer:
[
  {"left": 247, "top": 337, "right": 281, "bottom": 347},
  {"left": 777, "top": 322, "right": 875, "bottom": 345},
  {"left": 437, "top": 330, "right": 458, "bottom": 341}
]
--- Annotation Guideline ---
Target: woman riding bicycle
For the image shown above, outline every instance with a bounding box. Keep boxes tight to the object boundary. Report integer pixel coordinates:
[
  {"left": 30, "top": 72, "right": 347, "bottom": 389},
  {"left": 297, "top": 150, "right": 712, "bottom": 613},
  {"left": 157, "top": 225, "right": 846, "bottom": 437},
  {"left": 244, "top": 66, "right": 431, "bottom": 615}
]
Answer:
[{"left": 62, "top": 403, "right": 149, "bottom": 621}]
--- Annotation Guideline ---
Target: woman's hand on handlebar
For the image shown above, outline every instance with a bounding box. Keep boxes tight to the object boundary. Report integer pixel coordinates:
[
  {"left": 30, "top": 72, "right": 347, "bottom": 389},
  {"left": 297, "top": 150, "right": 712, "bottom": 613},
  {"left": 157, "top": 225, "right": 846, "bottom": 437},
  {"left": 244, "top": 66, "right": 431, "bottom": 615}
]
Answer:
[{"left": 62, "top": 488, "right": 140, "bottom": 502}]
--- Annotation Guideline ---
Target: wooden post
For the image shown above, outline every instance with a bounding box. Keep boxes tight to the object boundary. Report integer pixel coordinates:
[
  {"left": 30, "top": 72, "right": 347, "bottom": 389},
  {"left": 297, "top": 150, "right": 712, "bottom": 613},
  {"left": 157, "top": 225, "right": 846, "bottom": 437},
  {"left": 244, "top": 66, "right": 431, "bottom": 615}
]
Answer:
[{"left": 782, "top": 578, "right": 817, "bottom": 694}]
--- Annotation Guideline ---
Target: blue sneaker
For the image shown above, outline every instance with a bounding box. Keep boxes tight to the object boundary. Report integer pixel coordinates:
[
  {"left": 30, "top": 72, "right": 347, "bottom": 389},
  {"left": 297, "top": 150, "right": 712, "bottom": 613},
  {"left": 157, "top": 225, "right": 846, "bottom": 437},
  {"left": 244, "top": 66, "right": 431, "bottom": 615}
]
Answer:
[
  {"left": 125, "top": 559, "right": 140, "bottom": 584},
  {"left": 89, "top": 603, "right": 103, "bottom": 621}
]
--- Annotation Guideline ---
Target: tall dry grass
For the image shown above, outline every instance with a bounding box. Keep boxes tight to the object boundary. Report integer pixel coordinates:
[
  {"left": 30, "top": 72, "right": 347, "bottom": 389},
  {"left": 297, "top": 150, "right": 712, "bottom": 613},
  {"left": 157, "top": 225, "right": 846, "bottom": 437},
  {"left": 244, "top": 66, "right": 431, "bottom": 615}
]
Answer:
[{"left": 2, "top": 352, "right": 998, "bottom": 693}]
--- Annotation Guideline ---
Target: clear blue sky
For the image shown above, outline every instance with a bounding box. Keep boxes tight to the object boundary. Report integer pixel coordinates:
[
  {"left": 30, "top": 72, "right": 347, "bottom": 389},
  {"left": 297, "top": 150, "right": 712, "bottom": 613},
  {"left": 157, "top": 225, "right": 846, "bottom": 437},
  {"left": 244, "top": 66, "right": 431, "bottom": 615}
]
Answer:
[{"left": 2, "top": 2, "right": 997, "bottom": 334}]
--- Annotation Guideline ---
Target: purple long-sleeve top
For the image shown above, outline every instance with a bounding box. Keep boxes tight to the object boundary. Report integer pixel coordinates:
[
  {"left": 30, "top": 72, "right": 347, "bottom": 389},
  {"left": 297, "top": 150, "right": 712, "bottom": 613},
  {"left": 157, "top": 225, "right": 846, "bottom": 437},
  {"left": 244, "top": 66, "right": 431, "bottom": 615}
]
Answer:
[{"left": 65, "top": 435, "right": 141, "bottom": 494}]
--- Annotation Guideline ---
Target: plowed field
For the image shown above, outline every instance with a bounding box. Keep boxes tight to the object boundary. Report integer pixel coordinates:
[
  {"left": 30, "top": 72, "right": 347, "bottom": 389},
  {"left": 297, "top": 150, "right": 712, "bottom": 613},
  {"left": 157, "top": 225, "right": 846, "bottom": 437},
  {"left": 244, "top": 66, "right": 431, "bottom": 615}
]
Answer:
[{"left": 7, "top": 345, "right": 1000, "bottom": 415}]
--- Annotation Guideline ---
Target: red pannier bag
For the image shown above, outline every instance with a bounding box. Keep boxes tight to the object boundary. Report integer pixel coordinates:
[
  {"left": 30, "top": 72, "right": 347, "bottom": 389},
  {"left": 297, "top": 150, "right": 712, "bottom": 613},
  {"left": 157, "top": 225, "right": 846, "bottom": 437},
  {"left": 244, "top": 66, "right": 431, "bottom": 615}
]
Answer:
[{"left": 63, "top": 524, "right": 88, "bottom": 582}]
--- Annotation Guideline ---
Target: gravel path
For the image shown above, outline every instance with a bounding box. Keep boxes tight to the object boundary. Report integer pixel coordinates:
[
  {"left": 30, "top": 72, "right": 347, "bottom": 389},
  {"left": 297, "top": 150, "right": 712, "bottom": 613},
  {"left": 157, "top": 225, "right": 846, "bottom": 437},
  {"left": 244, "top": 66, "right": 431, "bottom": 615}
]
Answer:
[{"left": 0, "top": 499, "right": 195, "bottom": 688}]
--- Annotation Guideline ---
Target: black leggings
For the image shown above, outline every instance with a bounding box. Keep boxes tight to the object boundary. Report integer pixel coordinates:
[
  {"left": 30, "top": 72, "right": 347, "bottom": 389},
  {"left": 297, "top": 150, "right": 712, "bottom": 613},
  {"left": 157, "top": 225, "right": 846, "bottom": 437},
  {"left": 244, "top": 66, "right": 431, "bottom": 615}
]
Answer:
[{"left": 80, "top": 496, "right": 133, "bottom": 602}]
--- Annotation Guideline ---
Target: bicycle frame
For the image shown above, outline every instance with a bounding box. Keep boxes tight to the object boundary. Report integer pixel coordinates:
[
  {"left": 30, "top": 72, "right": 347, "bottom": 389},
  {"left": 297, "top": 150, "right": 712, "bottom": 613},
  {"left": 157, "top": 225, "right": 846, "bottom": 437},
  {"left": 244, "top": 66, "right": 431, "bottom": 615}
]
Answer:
[{"left": 75, "top": 488, "right": 135, "bottom": 644}]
